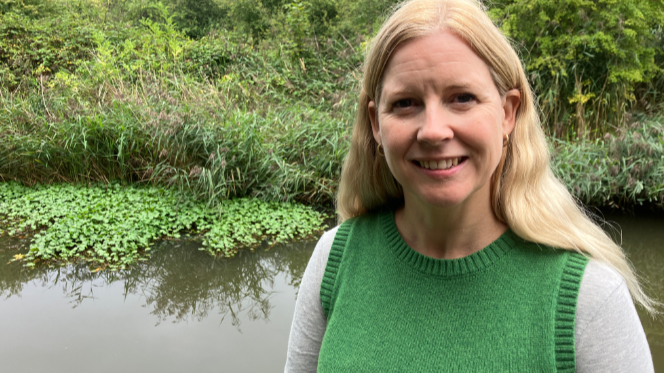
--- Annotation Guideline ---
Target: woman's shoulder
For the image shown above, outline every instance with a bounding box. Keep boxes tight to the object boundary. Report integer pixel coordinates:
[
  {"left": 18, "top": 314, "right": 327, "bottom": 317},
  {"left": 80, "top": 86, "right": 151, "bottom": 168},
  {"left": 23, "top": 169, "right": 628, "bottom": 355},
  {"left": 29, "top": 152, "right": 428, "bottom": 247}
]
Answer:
[
  {"left": 577, "top": 258, "right": 629, "bottom": 335},
  {"left": 315, "top": 225, "right": 340, "bottom": 259},
  {"left": 580, "top": 259, "right": 625, "bottom": 295},
  {"left": 312, "top": 212, "right": 386, "bottom": 270},
  {"left": 575, "top": 259, "right": 653, "bottom": 371},
  {"left": 307, "top": 225, "right": 340, "bottom": 282}
]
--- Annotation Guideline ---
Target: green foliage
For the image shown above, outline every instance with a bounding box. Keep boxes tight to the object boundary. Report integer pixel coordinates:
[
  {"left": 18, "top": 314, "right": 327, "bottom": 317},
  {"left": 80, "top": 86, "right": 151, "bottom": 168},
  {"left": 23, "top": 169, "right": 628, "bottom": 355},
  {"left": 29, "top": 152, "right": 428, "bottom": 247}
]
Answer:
[
  {"left": 306, "top": 0, "right": 339, "bottom": 36},
  {"left": 0, "top": 12, "right": 95, "bottom": 88},
  {"left": 490, "top": 0, "right": 664, "bottom": 137},
  {"left": 0, "top": 68, "right": 353, "bottom": 206},
  {"left": 551, "top": 116, "right": 664, "bottom": 208},
  {"left": 0, "top": 182, "right": 327, "bottom": 267},
  {"left": 61, "top": 0, "right": 226, "bottom": 38},
  {"left": 227, "top": 0, "right": 271, "bottom": 38},
  {"left": 88, "top": 5, "right": 195, "bottom": 77},
  {"left": 279, "top": 0, "right": 314, "bottom": 63},
  {"left": 0, "top": 0, "right": 58, "bottom": 17},
  {"left": 167, "top": 0, "right": 227, "bottom": 38},
  {"left": 333, "top": 0, "right": 399, "bottom": 36}
]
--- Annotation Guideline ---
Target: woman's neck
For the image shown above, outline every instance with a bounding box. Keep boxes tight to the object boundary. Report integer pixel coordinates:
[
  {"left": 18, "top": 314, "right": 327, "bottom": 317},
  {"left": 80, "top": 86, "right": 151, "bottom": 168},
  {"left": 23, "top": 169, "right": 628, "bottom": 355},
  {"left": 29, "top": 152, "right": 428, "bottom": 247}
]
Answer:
[{"left": 394, "top": 194, "right": 508, "bottom": 260}]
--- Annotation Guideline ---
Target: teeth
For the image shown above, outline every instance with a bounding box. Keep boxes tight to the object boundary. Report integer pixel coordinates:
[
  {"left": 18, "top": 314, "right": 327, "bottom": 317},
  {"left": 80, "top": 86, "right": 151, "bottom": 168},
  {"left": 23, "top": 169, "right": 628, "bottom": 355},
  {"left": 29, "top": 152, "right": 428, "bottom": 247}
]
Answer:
[{"left": 420, "top": 157, "right": 462, "bottom": 170}]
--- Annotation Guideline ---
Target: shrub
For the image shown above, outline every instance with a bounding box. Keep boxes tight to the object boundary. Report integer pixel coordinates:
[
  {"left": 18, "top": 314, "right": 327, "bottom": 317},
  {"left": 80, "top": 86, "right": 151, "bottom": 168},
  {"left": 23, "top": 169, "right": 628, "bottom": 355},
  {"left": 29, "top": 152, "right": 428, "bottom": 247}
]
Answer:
[
  {"left": 490, "top": 0, "right": 664, "bottom": 138},
  {"left": 0, "top": 13, "right": 95, "bottom": 88},
  {"left": 0, "top": 0, "right": 58, "bottom": 18}
]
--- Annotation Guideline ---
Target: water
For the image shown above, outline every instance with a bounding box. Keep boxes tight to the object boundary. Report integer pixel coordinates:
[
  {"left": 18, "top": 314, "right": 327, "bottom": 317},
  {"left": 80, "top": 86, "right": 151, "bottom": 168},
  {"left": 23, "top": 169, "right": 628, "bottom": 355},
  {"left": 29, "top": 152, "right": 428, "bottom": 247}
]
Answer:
[
  {"left": 0, "top": 239, "right": 316, "bottom": 372},
  {"left": 608, "top": 213, "right": 664, "bottom": 371},
  {"left": 0, "top": 213, "right": 662, "bottom": 372}
]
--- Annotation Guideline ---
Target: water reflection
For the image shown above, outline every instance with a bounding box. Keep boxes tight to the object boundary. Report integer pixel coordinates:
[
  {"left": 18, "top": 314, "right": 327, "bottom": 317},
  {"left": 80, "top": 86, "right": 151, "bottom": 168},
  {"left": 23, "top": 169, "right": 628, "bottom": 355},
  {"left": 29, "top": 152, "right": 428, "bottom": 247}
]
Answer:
[
  {"left": 0, "top": 238, "right": 314, "bottom": 329},
  {"left": 607, "top": 213, "right": 664, "bottom": 370}
]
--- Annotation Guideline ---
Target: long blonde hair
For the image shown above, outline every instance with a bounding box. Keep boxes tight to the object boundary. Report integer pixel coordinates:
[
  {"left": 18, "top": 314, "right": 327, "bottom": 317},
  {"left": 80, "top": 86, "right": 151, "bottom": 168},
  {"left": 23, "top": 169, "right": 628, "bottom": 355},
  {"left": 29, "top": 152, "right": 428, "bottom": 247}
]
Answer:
[{"left": 337, "top": 0, "right": 657, "bottom": 313}]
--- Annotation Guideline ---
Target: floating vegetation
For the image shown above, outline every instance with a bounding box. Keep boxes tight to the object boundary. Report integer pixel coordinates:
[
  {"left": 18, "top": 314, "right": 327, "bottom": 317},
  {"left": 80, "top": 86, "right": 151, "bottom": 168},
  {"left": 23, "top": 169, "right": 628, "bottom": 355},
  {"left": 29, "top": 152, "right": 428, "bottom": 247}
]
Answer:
[{"left": 0, "top": 182, "right": 327, "bottom": 269}]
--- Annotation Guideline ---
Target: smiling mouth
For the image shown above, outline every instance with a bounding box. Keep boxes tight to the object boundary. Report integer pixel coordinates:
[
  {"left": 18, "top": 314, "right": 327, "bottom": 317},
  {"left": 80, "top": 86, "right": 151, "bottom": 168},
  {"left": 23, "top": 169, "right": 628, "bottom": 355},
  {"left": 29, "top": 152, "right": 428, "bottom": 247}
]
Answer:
[{"left": 414, "top": 157, "right": 467, "bottom": 171}]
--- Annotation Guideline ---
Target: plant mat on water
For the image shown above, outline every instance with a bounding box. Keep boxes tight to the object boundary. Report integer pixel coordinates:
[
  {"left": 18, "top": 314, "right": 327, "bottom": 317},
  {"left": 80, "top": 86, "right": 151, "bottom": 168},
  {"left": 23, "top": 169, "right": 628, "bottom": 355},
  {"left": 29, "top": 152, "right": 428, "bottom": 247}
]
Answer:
[{"left": 0, "top": 182, "right": 328, "bottom": 270}]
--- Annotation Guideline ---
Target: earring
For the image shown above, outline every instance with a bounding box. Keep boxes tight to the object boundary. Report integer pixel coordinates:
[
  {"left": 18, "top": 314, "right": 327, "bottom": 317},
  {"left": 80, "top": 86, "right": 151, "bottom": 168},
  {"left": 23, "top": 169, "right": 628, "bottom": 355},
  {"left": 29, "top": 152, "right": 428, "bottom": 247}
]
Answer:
[
  {"left": 376, "top": 143, "right": 385, "bottom": 157},
  {"left": 503, "top": 133, "right": 509, "bottom": 147}
]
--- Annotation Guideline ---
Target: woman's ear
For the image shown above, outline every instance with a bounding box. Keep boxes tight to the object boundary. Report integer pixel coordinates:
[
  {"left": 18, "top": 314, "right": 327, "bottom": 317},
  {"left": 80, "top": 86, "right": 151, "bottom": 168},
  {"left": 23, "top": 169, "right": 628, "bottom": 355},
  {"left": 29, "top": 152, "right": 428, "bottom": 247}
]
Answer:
[
  {"left": 368, "top": 100, "right": 382, "bottom": 144},
  {"left": 502, "top": 89, "right": 521, "bottom": 135}
]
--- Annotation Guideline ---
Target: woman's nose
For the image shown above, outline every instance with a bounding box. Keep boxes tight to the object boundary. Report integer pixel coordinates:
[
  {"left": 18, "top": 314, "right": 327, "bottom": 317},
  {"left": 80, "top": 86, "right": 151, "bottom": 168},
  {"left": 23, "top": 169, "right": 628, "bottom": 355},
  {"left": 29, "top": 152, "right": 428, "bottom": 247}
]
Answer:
[{"left": 417, "top": 103, "right": 454, "bottom": 145}]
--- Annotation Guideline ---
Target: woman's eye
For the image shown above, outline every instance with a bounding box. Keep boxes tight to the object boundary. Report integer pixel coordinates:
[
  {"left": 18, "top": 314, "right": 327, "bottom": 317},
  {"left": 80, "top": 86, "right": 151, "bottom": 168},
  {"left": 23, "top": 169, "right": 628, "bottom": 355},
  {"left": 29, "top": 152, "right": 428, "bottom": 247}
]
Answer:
[
  {"left": 455, "top": 93, "right": 476, "bottom": 103},
  {"left": 393, "top": 99, "right": 413, "bottom": 109}
]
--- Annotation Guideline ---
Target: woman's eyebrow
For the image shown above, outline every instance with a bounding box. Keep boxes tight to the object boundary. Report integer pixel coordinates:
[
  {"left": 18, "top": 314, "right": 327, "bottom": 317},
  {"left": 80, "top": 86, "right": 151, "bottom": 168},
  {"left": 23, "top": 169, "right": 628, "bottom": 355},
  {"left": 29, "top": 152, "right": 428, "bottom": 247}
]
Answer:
[
  {"left": 444, "top": 83, "right": 472, "bottom": 90},
  {"left": 383, "top": 82, "right": 474, "bottom": 98},
  {"left": 381, "top": 87, "right": 416, "bottom": 99}
]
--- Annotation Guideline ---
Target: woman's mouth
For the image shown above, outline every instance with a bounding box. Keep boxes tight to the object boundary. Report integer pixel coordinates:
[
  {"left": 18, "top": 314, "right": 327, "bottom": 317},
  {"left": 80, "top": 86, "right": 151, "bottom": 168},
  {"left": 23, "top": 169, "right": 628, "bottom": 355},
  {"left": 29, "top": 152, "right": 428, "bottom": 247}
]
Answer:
[{"left": 414, "top": 157, "right": 467, "bottom": 171}]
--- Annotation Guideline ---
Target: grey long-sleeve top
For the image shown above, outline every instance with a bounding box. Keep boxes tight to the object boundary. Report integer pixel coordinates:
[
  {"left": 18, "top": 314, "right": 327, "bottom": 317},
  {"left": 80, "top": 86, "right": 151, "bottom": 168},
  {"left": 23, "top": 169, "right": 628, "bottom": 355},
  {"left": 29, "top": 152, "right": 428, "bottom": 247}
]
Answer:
[{"left": 285, "top": 227, "right": 654, "bottom": 372}]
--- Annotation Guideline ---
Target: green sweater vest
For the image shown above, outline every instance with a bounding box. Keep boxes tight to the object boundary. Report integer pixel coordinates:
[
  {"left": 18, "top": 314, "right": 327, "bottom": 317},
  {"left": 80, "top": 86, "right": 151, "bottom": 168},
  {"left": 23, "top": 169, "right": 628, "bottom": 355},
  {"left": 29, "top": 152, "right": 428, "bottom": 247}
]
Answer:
[{"left": 318, "top": 211, "right": 588, "bottom": 372}]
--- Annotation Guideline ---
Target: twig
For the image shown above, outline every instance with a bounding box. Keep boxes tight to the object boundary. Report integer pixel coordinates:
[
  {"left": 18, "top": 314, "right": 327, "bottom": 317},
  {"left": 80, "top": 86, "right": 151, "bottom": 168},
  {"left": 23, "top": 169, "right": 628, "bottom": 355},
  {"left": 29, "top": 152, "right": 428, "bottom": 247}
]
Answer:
[
  {"left": 40, "top": 75, "right": 53, "bottom": 120},
  {"left": 313, "top": 30, "right": 320, "bottom": 52},
  {"left": 337, "top": 30, "right": 355, "bottom": 51}
]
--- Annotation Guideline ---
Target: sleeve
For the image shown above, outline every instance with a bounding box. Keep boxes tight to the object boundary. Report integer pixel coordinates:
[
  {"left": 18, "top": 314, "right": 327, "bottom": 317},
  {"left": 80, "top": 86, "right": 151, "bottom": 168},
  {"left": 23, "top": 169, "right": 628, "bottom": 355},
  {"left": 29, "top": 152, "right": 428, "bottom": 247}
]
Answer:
[
  {"left": 284, "top": 226, "right": 337, "bottom": 373},
  {"left": 575, "top": 259, "right": 654, "bottom": 373}
]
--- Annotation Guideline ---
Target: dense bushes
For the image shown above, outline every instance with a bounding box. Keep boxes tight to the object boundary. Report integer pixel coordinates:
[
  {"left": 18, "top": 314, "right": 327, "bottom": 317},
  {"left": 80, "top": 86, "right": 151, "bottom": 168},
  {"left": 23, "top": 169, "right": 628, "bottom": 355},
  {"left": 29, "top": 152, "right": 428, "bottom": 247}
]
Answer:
[
  {"left": 0, "top": 13, "right": 95, "bottom": 88},
  {"left": 491, "top": 0, "right": 664, "bottom": 138},
  {"left": 3, "top": 0, "right": 663, "bottom": 135}
]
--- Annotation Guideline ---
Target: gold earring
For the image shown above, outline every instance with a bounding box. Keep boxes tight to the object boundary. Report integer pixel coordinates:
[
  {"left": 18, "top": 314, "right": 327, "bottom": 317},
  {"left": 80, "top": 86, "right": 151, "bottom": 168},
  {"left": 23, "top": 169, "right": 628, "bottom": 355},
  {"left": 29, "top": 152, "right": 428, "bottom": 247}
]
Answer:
[
  {"left": 503, "top": 133, "right": 509, "bottom": 147},
  {"left": 376, "top": 143, "right": 385, "bottom": 157}
]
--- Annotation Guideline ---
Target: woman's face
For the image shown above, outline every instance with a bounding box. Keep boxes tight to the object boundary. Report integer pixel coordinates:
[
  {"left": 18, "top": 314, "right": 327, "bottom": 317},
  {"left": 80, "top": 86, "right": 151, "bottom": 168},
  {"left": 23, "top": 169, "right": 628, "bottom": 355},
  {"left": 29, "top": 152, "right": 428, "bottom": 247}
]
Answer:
[{"left": 369, "top": 30, "right": 520, "bottom": 212}]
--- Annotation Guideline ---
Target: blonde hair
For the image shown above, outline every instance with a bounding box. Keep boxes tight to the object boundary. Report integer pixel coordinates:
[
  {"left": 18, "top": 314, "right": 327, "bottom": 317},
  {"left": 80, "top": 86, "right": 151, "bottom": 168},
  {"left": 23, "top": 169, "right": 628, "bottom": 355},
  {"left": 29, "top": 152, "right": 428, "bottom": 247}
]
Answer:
[{"left": 337, "top": 0, "right": 657, "bottom": 313}]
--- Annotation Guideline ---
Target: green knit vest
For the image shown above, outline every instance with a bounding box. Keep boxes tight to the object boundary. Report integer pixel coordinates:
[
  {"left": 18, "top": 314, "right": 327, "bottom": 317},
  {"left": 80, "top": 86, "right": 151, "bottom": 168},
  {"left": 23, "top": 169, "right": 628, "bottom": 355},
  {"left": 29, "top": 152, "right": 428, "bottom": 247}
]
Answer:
[{"left": 318, "top": 211, "right": 588, "bottom": 372}]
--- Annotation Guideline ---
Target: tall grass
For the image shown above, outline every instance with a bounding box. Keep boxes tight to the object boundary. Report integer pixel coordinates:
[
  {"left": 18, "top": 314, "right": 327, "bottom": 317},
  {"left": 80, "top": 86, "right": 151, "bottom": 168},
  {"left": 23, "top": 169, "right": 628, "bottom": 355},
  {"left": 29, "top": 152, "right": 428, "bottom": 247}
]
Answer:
[
  {"left": 552, "top": 116, "right": 664, "bottom": 209},
  {"left": 0, "top": 68, "right": 355, "bottom": 206}
]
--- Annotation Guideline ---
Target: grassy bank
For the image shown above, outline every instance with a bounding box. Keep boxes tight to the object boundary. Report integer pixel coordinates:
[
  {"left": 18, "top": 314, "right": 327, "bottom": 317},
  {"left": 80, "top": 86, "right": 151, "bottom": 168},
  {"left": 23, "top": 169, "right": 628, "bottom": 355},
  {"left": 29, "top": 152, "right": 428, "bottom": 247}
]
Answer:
[{"left": 0, "top": 73, "right": 352, "bottom": 207}]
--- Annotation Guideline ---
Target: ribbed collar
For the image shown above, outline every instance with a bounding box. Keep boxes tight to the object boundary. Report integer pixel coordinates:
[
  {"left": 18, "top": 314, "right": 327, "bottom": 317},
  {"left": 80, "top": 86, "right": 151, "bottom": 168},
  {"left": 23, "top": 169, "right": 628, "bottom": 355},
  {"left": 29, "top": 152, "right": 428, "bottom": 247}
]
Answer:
[{"left": 380, "top": 210, "right": 520, "bottom": 277}]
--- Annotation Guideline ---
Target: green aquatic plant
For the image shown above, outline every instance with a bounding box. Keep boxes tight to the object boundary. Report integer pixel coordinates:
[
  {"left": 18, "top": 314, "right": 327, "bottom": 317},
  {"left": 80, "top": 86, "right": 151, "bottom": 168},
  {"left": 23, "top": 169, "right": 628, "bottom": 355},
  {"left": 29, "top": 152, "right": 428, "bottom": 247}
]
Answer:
[{"left": 0, "top": 182, "right": 327, "bottom": 268}]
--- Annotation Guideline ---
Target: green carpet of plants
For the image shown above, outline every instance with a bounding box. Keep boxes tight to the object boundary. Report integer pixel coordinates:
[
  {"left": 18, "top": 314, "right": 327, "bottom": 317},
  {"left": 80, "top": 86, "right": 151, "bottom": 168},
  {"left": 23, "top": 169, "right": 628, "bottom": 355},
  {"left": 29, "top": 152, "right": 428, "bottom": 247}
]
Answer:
[{"left": 0, "top": 182, "right": 327, "bottom": 268}]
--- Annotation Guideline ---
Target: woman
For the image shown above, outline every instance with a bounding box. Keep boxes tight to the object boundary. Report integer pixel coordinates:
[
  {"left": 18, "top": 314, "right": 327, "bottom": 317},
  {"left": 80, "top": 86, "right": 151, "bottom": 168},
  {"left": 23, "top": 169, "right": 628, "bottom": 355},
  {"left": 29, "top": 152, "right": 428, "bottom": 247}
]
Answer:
[{"left": 285, "top": 0, "right": 656, "bottom": 371}]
